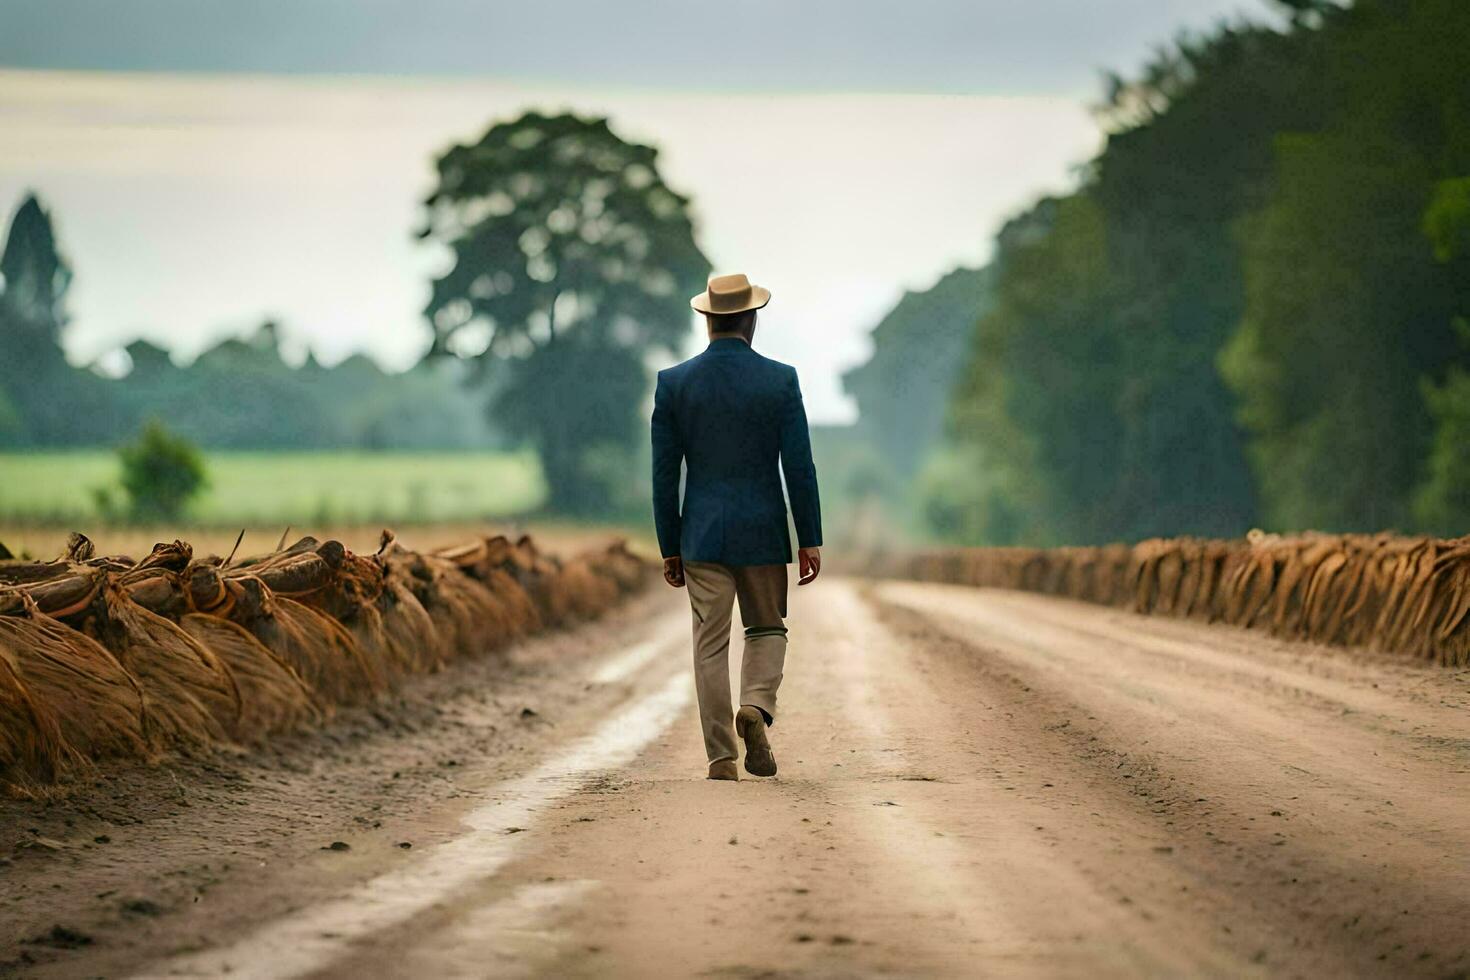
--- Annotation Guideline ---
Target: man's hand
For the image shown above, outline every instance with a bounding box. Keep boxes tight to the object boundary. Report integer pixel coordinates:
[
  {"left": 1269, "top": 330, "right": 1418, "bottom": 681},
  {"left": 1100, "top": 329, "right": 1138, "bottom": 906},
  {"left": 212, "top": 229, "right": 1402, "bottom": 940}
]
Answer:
[
  {"left": 663, "top": 556, "right": 685, "bottom": 588},
  {"left": 797, "top": 547, "right": 821, "bottom": 586}
]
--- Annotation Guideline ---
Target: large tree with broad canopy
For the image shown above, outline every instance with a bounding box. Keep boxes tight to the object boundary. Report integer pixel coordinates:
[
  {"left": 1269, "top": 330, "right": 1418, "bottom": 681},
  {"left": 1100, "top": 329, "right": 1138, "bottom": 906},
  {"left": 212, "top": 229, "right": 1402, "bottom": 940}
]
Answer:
[{"left": 419, "top": 112, "right": 711, "bottom": 514}]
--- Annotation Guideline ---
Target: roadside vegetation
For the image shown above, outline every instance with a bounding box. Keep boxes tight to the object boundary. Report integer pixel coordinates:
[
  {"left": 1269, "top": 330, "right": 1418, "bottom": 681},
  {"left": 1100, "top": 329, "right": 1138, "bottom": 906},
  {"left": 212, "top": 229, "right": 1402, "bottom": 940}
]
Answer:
[
  {"left": 0, "top": 449, "right": 544, "bottom": 528},
  {"left": 848, "top": 0, "right": 1470, "bottom": 544}
]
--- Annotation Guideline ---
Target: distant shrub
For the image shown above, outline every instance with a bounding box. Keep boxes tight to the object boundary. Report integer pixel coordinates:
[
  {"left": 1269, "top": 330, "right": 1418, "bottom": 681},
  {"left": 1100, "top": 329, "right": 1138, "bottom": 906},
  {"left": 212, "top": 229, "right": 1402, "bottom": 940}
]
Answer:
[{"left": 118, "top": 420, "right": 208, "bottom": 522}]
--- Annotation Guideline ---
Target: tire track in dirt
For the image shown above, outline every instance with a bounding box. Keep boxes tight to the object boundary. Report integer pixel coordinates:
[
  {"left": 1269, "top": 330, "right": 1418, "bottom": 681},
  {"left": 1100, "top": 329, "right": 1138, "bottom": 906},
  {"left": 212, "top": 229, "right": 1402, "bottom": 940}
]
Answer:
[
  {"left": 139, "top": 671, "right": 692, "bottom": 979},
  {"left": 1, "top": 594, "right": 689, "bottom": 979},
  {"left": 10, "top": 579, "right": 1467, "bottom": 977},
  {"left": 326, "top": 580, "right": 1291, "bottom": 977},
  {"left": 871, "top": 580, "right": 1470, "bottom": 977},
  {"left": 803, "top": 584, "right": 1257, "bottom": 977}
]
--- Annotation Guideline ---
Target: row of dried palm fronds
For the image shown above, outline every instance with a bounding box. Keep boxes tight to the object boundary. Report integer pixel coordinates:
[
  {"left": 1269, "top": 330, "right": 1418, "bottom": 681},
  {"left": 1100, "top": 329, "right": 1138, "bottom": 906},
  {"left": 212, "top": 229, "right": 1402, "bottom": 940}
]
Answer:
[
  {"left": 881, "top": 531, "right": 1470, "bottom": 667},
  {"left": 0, "top": 530, "right": 650, "bottom": 793}
]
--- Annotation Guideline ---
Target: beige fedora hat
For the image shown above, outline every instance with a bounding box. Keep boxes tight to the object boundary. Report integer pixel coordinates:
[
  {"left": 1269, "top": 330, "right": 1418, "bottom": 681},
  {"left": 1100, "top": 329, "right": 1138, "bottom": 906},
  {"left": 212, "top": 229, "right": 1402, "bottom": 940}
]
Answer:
[{"left": 690, "top": 273, "right": 771, "bottom": 315}]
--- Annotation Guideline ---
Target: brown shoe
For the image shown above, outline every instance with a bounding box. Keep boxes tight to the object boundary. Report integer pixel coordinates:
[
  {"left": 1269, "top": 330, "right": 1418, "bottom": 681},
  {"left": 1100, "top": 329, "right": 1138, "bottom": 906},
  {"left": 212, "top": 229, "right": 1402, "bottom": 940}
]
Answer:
[
  {"left": 708, "top": 760, "right": 739, "bottom": 781},
  {"left": 736, "top": 706, "right": 777, "bottom": 777}
]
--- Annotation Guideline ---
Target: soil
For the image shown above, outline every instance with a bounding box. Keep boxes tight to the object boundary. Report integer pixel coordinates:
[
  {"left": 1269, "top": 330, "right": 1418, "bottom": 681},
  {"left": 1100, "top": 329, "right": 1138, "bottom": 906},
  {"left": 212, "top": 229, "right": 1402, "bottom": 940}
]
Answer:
[
  {"left": 0, "top": 522, "right": 656, "bottom": 566},
  {"left": 2, "top": 579, "right": 1467, "bottom": 978}
]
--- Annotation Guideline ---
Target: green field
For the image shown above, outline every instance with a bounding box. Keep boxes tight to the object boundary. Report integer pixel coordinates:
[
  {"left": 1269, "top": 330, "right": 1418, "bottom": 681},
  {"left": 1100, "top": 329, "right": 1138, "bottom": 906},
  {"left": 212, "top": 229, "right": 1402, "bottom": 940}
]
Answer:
[{"left": 0, "top": 450, "right": 546, "bottom": 526}]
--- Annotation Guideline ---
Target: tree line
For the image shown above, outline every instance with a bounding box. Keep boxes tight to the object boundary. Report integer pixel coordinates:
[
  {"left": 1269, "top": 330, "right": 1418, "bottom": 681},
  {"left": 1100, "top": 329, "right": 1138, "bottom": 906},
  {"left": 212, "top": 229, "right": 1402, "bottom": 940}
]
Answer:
[
  {"left": 2, "top": 112, "right": 711, "bottom": 520},
  {"left": 0, "top": 195, "right": 504, "bottom": 454},
  {"left": 14, "top": 0, "right": 1464, "bottom": 538},
  {"left": 851, "top": 0, "right": 1470, "bottom": 544}
]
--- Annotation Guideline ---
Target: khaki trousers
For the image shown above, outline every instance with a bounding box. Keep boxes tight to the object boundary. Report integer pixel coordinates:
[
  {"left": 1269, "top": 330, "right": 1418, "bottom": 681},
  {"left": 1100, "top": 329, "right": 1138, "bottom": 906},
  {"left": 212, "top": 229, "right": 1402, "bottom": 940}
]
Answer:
[{"left": 683, "top": 561, "right": 788, "bottom": 765}]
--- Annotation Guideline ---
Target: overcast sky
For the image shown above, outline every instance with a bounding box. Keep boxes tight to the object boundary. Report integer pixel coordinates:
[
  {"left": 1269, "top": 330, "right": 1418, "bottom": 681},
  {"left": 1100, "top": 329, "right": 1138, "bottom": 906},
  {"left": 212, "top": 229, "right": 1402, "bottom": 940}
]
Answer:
[
  {"left": 2, "top": 0, "right": 1274, "bottom": 93},
  {"left": 0, "top": 0, "right": 1275, "bottom": 422}
]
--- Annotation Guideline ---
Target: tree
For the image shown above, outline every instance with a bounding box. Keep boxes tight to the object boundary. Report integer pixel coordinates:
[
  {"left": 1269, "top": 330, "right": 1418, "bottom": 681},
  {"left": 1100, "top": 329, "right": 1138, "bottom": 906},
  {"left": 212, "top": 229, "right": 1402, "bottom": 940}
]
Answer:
[
  {"left": 1221, "top": 132, "right": 1453, "bottom": 530},
  {"left": 925, "top": 21, "right": 1310, "bottom": 545},
  {"left": 1220, "top": 0, "right": 1470, "bottom": 531},
  {"left": 1084, "top": 23, "right": 1314, "bottom": 542},
  {"left": 118, "top": 419, "right": 208, "bottom": 522},
  {"left": 925, "top": 0, "right": 1470, "bottom": 544},
  {"left": 0, "top": 193, "right": 126, "bottom": 447},
  {"left": 1414, "top": 178, "right": 1470, "bottom": 532},
  {"left": 843, "top": 266, "right": 993, "bottom": 481},
  {"left": 948, "top": 195, "right": 1128, "bottom": 545},
  {"left": 0, "top": 193, "right": 71, "bottom": 337},
  {"left": 0, "top": 194, "right": 80, "bottom": 446},
  {"left": 1415, "top": 332, "right": 1470, "bottom": 534},
  {"left": 419, "top": 112, "right": 711, "bottom": 514}
]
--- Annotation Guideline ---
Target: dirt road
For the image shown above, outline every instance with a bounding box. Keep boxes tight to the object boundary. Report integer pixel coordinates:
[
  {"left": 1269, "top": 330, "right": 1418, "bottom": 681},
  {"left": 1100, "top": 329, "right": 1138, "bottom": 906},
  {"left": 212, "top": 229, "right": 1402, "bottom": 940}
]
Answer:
[{"left": 4, "top": 579, "right": 1468, "bottom": 978}]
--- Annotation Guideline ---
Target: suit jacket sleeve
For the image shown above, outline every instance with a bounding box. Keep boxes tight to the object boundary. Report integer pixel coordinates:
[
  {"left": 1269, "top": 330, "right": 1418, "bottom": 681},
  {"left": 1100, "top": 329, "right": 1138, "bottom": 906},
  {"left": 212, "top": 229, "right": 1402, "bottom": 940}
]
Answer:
[
  {"left": 650, "top": 371, "right": 684, "bottom": 559},
  {"left": 779, "top": 367, "right": 823, "bottom": 550}
]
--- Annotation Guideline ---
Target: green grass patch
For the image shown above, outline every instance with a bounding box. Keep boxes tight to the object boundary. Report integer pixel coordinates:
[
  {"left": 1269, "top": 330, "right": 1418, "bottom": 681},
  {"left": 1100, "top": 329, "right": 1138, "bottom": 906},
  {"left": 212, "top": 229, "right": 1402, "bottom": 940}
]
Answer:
[{"left": 0, "top": 450, "right": 546, "bottom": 526}]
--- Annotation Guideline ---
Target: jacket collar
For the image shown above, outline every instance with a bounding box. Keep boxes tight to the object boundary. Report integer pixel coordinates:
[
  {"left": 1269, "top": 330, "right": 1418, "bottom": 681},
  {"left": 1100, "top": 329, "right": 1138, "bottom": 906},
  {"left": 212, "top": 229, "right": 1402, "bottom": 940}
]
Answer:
[{"left": 705, "top": 337, "right": 754, "bottom": 355}]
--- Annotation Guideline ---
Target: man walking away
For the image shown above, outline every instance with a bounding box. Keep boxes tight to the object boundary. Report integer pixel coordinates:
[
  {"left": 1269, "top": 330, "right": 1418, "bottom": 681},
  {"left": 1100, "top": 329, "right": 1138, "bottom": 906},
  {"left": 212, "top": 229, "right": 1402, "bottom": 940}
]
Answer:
[{"left": 651, "top": 273, "right": 823, "bottom": 781}]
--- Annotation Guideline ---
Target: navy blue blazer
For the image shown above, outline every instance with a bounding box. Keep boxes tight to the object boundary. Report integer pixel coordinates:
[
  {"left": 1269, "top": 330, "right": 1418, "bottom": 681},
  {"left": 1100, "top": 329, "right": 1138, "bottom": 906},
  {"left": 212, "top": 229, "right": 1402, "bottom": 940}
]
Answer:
[{"left": 651, "top": 338, "right": 822, "bottom": 566}]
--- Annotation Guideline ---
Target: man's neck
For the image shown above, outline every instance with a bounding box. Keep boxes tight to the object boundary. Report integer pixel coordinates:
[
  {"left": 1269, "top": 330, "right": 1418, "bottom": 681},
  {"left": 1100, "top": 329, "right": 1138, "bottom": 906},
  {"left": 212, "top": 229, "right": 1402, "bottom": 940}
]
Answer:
[{"left": 708, "top": 332, "right": 751, "bottom": 345}]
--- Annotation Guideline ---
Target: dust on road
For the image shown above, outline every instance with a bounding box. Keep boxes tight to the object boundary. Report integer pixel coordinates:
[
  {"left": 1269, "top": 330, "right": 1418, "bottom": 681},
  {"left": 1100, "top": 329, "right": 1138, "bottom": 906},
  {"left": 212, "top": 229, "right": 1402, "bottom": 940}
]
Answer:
[{"left": 4, "top": 579, "right": 1467, "bottom": 978}]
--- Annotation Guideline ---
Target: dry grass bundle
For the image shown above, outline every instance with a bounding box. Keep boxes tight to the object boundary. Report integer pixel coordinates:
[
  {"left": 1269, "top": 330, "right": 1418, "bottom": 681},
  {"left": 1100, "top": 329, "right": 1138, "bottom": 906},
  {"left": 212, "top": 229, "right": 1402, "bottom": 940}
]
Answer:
[
  {"left": 0, "top": 528, "right": 650, "bottom": 792},
  {"left": 0, "top": 638, "right": 71, "bottom": 787},
  {"left": 0, "top": 599, "right": 150, "bottom": 772},
  {"left": 553, "top": 558, "right": 620, "bottom": 621},
  {"left": 87, "top": 583, "right": 243, "bottom": 749},
  {"left": 587, "top": 540, "right": 652, "bottom": 595},
  {"left": 177, "top": 614, "right": 319, "bottom": 741},
  {"left": 376, "top": 569, "right": 449, "bottom": 674},
  {"left": 235, "top": 537, "right": 343, "bottom": 599},
  {"left": 389, "top": 550, "right": 508, "bottom": 659},
  {"left": 277, "top": 547, "right": 434, "bottom": 683},
  {"left": 233, "top": 578, "right": 388, "bottom": 707},
  {"left": 888, "top": 531, "right": 1470, "bottom": 667},
  {"left": 0, "top": 566, "right": 107, "bottom": 619},
  {"left": 504, "top": 536, "right": 569, "bottom": 625},
  {"left": 422, "top": 534, "right": 541, "bottom": 647}
]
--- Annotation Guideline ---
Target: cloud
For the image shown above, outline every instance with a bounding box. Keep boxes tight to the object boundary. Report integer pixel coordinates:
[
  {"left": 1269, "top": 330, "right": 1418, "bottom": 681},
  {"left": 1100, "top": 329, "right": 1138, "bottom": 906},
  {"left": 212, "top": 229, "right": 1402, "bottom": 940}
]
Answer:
[{"left": 2, "top": 0, "right": 1276, "bottom": 94}]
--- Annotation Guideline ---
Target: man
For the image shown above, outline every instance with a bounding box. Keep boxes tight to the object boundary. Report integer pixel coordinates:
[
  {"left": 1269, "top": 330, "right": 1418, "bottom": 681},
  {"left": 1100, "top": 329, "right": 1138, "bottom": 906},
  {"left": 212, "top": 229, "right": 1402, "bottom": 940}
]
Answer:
[{"left": 651, "top": 272, "right": 823, "bottom": 782}]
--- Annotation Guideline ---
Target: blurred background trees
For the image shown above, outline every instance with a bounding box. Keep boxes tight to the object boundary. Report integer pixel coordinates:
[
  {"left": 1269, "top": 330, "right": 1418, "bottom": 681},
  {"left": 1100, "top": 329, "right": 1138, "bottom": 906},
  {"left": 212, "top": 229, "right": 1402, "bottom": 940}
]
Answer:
[
  {"left": 417, "top": 112, "right": 710, "bottom": 515},
  {"left": 4, "top": 0, "right": 1468, "bottom": 538},
  {"left": 843, "top": 266, "right": 994, "bottom": 483},
  {"left": 0, "top": 197, "right": 500, "bottom": 454},
  {"left": 1218, "top": 0, "right": 1470, "bottom": 534},
  {"left": 870, "top": 0, "right": 1470, "bottom": 544},
  {"left": 0, "top": 194, "right": 115, "bottom": 447}
]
